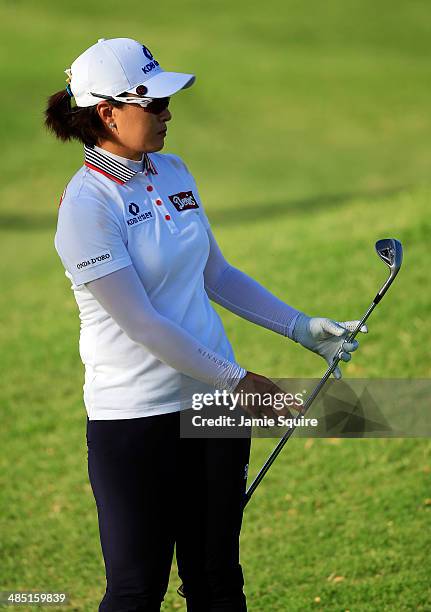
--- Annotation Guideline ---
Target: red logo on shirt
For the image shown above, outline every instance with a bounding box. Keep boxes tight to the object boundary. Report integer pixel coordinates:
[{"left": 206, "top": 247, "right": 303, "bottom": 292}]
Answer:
[{"left": 168, "top": 191, "right": 199, "bottom": 211}]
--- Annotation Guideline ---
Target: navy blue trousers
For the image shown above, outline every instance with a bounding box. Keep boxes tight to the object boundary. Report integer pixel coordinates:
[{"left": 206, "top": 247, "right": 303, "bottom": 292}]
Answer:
[{"left": 86, "top": 411, "right": 250, "bottom": 611}]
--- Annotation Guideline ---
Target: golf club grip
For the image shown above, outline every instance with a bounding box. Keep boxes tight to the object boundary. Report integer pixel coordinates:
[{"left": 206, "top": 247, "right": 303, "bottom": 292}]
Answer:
[{"left": 343, "top": 301, "right": 376, "bottom": 345}]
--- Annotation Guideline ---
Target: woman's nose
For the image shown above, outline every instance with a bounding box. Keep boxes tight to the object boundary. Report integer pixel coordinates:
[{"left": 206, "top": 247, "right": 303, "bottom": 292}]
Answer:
[{"left": 161, "top": 108, "right": 172, "bottom": 122}]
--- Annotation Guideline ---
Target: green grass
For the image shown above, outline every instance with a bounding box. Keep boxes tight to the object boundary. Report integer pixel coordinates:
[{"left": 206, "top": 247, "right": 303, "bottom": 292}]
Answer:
[{"left": 1, "top": 0, "right": 430, "bottom": 610}]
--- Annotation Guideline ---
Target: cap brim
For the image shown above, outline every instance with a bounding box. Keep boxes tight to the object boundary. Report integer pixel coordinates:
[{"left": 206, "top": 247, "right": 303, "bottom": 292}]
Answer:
[{"left": 128, "top": 71, "right": 195, "bottom": 98}]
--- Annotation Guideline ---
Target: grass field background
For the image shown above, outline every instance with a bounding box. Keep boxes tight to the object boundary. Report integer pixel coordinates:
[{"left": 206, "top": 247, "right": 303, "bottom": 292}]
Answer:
[{"left": 1, "top": 0, "right": 430, "bottom": 610}]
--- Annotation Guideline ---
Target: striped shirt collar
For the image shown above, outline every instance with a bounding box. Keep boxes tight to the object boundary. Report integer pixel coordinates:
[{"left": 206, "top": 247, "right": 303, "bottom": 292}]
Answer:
[{"left": 84, "top": 145, "right": 158, "bottom": 185}]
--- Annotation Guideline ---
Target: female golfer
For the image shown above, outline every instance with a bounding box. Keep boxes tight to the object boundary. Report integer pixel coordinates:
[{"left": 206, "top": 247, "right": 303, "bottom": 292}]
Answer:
[{"left": 46, "top": 37, "right": 365, "bottom": 612}]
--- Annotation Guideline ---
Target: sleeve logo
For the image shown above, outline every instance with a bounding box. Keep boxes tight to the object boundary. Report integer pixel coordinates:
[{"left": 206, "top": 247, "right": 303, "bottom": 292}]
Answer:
[
  {"left": 168, "top": 191, "right": 199, "bottom": 211},
  {"left": 75, "top": 250, "right": 113, "bottom": 271}
]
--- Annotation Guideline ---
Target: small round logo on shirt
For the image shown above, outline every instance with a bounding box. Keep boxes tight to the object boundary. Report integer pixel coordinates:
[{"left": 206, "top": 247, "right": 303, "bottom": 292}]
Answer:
[{"left": 129, "top": 202, "right": 140, "bottom": 216}]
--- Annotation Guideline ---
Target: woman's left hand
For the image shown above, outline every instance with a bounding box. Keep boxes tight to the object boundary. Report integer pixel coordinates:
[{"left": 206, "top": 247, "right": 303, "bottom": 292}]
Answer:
[{"left": 292, "top": 314, "right": 368, "bottom": 379}]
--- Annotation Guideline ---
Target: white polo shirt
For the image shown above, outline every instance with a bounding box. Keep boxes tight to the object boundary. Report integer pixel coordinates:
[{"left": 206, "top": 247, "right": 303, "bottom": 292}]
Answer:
[{"left": 55, "top": 145, "right": 238, "bottom": 420}]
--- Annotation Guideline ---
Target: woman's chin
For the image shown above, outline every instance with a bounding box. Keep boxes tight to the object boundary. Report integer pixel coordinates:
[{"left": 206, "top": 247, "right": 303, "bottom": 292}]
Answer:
[{"left": 146, "top": 140, "right": 165, "bottom": 153}]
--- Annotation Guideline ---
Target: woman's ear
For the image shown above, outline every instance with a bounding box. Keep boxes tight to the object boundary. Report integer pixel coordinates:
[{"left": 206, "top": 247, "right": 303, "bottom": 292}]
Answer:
[{"left": 96, "top": 101, "right": 115, "bottom": 129}]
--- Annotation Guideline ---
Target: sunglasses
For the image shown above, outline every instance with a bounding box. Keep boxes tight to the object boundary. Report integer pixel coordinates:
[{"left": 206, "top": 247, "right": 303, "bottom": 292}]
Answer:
[{"left": 90, "top": 92, "right": 170, "bottom": 115}]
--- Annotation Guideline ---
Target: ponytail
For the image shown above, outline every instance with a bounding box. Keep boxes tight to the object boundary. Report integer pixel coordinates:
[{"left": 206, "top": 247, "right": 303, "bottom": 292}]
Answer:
[
  {"left": 44, "top": 90, "right": 76, "bottom": 141},
  {"left": 44, "top": 89, "right": 118, "bottom": 146}
]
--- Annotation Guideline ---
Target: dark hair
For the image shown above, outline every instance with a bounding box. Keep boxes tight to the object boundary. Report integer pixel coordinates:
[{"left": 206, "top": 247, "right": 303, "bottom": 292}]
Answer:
[{"left": 44, "top": 89, "right": 123, "bottom": 146}]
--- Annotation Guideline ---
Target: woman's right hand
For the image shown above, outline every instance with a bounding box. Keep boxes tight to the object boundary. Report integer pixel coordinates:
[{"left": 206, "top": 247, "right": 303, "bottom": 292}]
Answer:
[{"left": 233, "top": 371, "right": 298, "bottom": 419}]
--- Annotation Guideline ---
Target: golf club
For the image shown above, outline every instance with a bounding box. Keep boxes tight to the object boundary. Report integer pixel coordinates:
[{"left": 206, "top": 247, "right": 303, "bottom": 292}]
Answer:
[
  {"left": 243, "top": 238, "right": 403, "bottom": 506},
  {"left": 177, "top": 238, "right": 403, "bottom": 598}
]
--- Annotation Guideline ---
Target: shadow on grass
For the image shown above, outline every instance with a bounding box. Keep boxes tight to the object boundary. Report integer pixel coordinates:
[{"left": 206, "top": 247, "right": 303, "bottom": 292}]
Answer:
[
  {"left": 209, "top": 184, "right": 408, "bottom": 227},
  {"left": 0, "top": 185, "right": 407, "bottom": 232},
  {"left": 0, "top": 212, "right": 58, "bottom": 232}
]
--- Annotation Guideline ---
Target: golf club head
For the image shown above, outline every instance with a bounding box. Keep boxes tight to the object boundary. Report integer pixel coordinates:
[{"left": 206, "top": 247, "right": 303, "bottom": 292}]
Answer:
[{"left": 374, "top": 238, "right": 403, "bottom": 302}]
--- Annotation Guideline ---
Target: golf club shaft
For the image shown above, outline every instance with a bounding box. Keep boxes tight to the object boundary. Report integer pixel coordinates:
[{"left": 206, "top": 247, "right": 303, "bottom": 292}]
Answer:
[{"left": 243, "top": 300, "right": 378, "bottom": 507}]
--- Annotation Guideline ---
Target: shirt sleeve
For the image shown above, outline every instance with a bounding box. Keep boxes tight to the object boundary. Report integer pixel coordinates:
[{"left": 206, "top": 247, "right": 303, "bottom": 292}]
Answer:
[
  {"left": 85, "top": 264, "right": 247, "bottom": 392},
  {"left": 204, "top": 228, "right": 302, "bottom": 339},
  {"left": 54, "top": 195, "right": 132, "bottom": 286}
]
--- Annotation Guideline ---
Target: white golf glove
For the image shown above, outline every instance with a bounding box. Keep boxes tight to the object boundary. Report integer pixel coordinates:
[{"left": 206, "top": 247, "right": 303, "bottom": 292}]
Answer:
[{"left": 292, "top": 314, "right": 368, "bottom": 379}]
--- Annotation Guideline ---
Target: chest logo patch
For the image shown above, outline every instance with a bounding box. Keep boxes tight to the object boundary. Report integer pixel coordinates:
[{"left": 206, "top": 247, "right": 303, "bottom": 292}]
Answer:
[
  {"left": 168, "top": 191, "right": 199, "bottom": 211},
  {"left": 126, "top": 202, "right": 154, "bottom": 227}
]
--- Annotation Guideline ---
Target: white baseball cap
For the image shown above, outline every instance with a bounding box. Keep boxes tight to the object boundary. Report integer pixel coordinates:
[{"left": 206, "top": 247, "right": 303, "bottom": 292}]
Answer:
[{"left": 66, "top": 38, "right": 195, "bottom": 107}]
